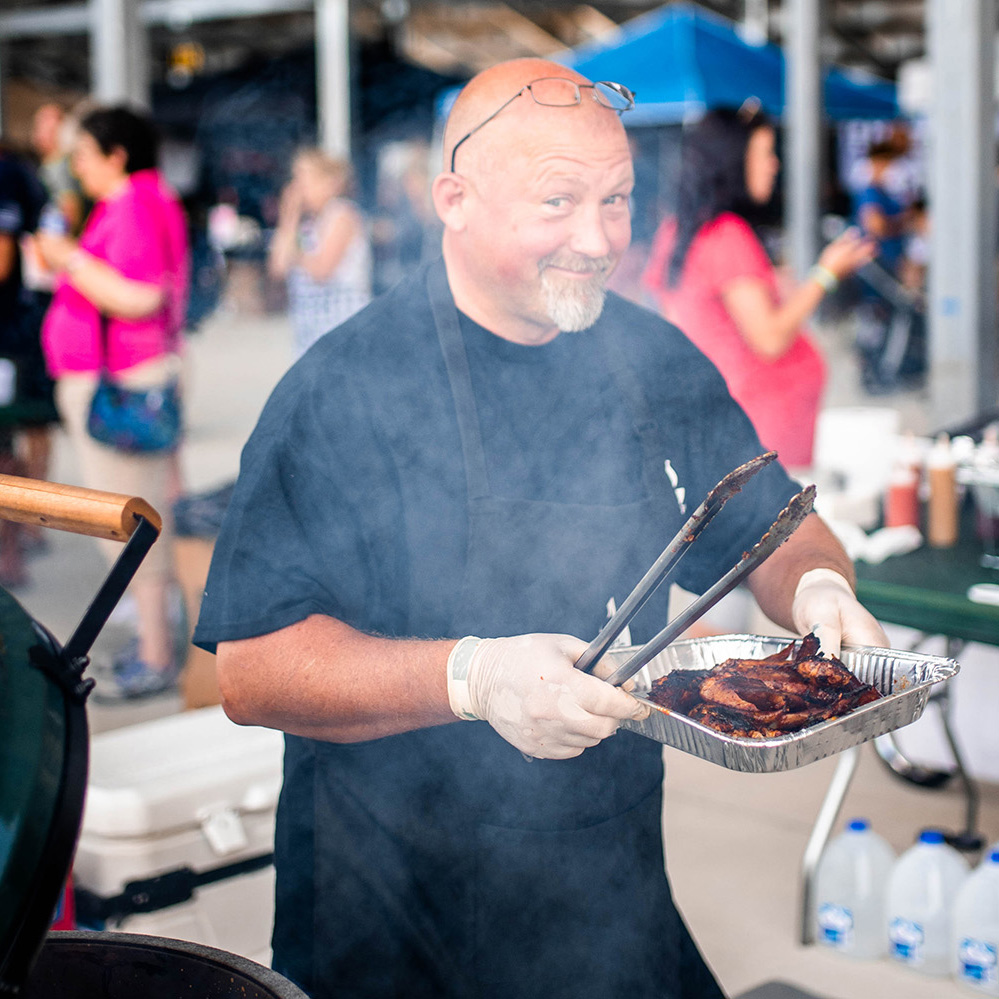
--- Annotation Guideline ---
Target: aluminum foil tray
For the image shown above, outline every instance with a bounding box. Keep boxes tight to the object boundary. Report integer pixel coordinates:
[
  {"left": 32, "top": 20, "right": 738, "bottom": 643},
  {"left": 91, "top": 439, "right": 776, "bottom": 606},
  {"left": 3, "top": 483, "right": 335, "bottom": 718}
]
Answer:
[{"left": 613, "top": 635, "right": 959, "bottom": 773}]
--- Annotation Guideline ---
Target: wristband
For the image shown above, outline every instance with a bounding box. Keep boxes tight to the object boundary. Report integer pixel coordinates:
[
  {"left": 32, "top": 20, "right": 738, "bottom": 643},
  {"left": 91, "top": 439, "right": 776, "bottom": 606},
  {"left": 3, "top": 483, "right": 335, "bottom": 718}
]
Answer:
[
  {"left": 446, "top": 636, "right": 482, "bottom": 721},
  {"left": 807, "top": 264, "right": 839, "bottom": 294},
  {"left": 794, "top": 567, "right": 854, "bottom": 599}
]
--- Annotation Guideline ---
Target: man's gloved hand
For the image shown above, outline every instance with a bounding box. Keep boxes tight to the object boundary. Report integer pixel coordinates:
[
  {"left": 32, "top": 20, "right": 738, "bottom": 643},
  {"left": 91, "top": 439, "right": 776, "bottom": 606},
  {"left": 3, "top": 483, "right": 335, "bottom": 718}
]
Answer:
[
  {"left": 791, "top": 568, "right": 889, "bottom": 657},
  {"left": 446, "top": 633, "right": 651, "bottom": 760}
]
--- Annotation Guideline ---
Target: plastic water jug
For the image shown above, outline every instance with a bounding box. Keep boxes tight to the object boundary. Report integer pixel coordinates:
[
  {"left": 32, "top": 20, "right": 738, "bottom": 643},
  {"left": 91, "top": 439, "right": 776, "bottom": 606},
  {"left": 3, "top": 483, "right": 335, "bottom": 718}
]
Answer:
[
  {"left": 813, "top": 817, "right": 895, "bottom": 958},
  {"left": 951, "top": 849, "right": 999, "bottom": 993},
  {"left": 887, "top": 829, "right": 970, "bottom": 975}
]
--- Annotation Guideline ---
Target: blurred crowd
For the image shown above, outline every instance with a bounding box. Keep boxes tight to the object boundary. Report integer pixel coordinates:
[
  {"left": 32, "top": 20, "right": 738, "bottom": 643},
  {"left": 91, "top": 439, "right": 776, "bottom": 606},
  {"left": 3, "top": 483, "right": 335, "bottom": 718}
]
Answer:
[
  {"left": 0, "top": 92, "right": 937, "bottom": 702},
  {"left": 1, "top": 101, "right": 189, "bottom": 700}
]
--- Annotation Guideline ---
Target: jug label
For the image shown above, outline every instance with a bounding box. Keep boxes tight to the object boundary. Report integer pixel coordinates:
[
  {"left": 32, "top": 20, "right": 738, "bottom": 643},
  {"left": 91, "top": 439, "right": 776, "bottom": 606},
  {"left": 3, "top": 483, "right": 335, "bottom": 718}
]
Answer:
[
  {"left": 817, "top": 903, "right": 854, "bottom": 950},
  {"left": 889, "top": 917, "right": 925, "bottom": 965},
  {"left": 959, "top": 937, "right": 998, "bottom": 986}
]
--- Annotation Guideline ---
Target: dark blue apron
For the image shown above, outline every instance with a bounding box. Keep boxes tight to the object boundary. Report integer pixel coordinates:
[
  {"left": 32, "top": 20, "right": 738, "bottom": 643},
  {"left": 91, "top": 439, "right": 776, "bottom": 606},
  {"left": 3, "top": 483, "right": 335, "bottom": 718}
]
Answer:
[{"left": 273, "top": 260, "right": 724, "bottom": 999}]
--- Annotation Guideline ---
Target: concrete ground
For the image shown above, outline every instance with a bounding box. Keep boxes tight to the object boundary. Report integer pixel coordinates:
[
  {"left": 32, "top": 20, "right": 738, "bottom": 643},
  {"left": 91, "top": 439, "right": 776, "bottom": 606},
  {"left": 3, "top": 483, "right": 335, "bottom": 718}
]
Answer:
[{"left": 12, "top": 299, "right": 998, "bottom": 999}]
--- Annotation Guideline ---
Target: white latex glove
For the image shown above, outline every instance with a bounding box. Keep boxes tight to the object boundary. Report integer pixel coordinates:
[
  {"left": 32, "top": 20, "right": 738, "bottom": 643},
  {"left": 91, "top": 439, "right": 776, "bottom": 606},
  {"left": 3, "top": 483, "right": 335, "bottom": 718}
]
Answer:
[
  {"left": 446, "top": 633, "right": 651, "bottom": 760},
  {"left": 791, "top": 568, "right": 889, "bottom": 657}
]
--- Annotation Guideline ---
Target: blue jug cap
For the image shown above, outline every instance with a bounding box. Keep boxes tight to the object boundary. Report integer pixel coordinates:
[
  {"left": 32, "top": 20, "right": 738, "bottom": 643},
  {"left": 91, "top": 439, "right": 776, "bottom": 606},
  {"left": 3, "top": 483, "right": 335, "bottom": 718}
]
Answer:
[
  {"left": 989, "top": 849, "right": 999, "bottom": 864},
  {"left": 919, "top": 829, "right": 945, "bottom": 845},
  {"left": 847, "top": 819, "right": 869, "bottom": 832}
]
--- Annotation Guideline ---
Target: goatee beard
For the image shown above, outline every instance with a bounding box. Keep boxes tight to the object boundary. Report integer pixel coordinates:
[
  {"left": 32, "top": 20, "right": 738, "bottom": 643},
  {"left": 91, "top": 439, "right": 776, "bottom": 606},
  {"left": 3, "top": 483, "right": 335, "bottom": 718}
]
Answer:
[{"left": 539, "top": 253, "right": 613, "bottom": 332}]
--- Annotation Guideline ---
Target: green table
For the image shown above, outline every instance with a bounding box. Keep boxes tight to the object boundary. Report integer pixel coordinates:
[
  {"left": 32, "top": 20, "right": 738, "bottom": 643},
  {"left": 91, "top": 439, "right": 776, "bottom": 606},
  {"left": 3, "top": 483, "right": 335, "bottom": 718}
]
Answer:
[
  {"left": 801, "top": 521, "right": 998, "bottom": 946},
  {"left": 854, "top": 525, "right": 999, "bottom": 647}
]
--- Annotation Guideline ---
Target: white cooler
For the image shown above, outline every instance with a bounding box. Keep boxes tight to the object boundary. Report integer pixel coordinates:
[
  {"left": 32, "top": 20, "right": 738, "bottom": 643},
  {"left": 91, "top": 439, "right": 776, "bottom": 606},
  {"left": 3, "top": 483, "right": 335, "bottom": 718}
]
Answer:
[{"left": 72, "top": 706, "right": 284, "bottom": 965}]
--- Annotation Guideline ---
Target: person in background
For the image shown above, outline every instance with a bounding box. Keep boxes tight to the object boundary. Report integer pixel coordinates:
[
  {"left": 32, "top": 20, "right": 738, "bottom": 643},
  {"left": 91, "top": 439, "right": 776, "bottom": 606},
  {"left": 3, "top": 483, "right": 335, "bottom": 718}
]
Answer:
[
  {"left": 267, "top": 148, "right": 371, "bottom": 360},
  {"left": 851, "top": 138, "right": 915, "bottom": 392},
  {"left": 0, "top": 141, "right": 47, "bottom": 586},
  {"left": 845, "top": 121, "right": 921, "bottom": 213},
  {"left": 642, "top": 106, "right": 874, "bottom": 471},
  {"left": 194, "top": 59, "right": 887, "bottom": 999},
  {"left": 900, "top": 193, "right": 929, "bottom": 301},
  {"left": 370, "top": 142, "right": 440, "bottom": 293},
  {"left": 853, "top": 139, "right": 910, "bottom": 279},
  {"left": 36, "top": 105, "right": 190, "bottom": 699},
  {"left": 31, "top": 102, "right": 86, "bottom": 237},
  {"left": 18, "top": 103, "right": 84, "bottom": 543}
]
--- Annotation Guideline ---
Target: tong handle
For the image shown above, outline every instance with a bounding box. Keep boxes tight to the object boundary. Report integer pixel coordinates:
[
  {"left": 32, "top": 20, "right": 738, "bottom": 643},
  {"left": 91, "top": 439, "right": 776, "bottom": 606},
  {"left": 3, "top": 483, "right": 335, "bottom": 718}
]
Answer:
[
  {"left": 576, "top": 450, "right": 777, "bottom": 676},
  {"left": 574, "top": 505, "right": 714, "bottom": 675},
  {"left": 0, "top": 474, "right": 162, "bottom": 542},
  {"left": 602, "top": 484, "right": 816, "bottom": 687}
]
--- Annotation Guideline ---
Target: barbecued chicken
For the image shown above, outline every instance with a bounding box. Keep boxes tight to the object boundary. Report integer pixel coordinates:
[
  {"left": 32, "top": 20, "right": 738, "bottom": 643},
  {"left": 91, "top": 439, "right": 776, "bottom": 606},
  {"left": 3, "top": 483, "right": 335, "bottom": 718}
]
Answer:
[{"left": 647, "top": 634, "right": 881, "bottom": 738}]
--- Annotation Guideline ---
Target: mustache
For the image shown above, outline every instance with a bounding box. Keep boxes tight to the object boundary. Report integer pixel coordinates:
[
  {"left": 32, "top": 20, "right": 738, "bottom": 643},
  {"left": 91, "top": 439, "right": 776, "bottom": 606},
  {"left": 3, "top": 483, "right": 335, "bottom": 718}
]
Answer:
[{"left": 538, "top": 252, "right": 614, "bottom": 276}]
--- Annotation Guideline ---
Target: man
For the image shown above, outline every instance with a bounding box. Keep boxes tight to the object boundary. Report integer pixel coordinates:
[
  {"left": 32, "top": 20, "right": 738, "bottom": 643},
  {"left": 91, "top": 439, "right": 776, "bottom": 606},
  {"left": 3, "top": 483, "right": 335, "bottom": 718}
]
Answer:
[
  {"left": 0, "top": 143, "right": 47, "bottom": 585},
  {"left": 854, "top": 139, "right": 910, "bottom": 279},
  {"left": 852, "top": 139, "right": 918, "bottom": 392},
  {"left": 20, "top": 104, "right": 81, "bottom": 533},
  {"left": 194, "top": 58, "right": 887, "bottom": 998},
  {"left": 31, "top": 103, "right": 85, "bottom": 237}
]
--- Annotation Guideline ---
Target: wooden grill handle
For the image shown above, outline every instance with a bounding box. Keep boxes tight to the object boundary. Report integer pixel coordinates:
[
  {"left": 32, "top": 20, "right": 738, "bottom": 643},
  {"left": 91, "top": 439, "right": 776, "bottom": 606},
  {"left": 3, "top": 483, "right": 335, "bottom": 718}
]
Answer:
[{"left": 0, "top": 474, "right": 162, "bottom": 542}]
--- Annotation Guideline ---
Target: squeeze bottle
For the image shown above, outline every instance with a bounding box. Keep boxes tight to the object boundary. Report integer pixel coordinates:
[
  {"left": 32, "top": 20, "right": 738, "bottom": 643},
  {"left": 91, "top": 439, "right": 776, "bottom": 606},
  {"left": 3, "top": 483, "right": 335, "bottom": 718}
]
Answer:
[{"left": 928, "top": 434, "right": 959, "bottom": 547}]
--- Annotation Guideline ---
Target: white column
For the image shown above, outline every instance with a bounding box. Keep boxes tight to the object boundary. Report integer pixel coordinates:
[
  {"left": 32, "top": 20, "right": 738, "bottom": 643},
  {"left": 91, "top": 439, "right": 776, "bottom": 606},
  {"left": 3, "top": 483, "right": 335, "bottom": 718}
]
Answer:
[
  {"left": 785, "top": 0, "right": 823, "bottom": 280},
  {"left": 742, "top": 0, "right": 769, "bottom": 45},
  {"left": 927, "top": 0, "right": 998, "bottom": 425},
  {"left": 90, "top": 0, "right": 150, "bottom": 107},
  {"left": 315, "top": 0, "right": 350, "bottom": 157}
]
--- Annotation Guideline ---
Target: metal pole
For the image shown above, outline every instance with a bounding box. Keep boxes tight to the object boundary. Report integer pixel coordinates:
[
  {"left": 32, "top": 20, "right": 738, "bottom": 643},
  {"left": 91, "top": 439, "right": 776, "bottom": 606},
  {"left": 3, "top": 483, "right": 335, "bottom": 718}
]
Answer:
[
  {"left": 63, "top": 515, "right": 160, "bottom": 661},
  {"left": 742, "top": 0, "right": 768, "bottom": 45},
  {"left": 785, "top": 0, "right": 823, "bottom": 280},
  {"left": 91, "top": 0, "right": 150, "bottom": 107},
  {"left": 315, "top": 0, "right": 350, "bottom": 157},
  {"left": 800, "top": 746, "right": 860, "bottom": 945},
  {"left": 927, "top": 0, "right": 998, "bottom": 426}
]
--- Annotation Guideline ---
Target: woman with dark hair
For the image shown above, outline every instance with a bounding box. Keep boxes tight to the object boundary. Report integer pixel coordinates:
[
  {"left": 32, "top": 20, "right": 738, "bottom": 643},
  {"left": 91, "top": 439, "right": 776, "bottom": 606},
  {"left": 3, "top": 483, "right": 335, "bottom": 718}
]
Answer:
[
  {"left": 35, "top": 104, "right": 189, "bottom": 699},
  {"left": 642, "top": 107, "right": 874, "bottom": 469}
]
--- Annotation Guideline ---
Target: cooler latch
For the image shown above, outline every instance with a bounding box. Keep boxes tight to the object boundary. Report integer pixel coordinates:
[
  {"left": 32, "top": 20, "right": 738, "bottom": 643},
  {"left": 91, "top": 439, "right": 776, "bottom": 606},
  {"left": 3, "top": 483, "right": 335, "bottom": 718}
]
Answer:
[{"left": 197, "top": 805, "right": 249, "bottom": 855}]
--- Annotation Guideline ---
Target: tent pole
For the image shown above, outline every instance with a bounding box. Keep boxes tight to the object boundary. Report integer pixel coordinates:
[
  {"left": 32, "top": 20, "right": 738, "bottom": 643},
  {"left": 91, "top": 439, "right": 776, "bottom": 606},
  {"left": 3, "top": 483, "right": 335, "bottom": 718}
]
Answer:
[
  {"left": 785, "top": 0, "right": 823, "bottom": 279},
  {"left": 926, "top": 0, "right": 998, "bottom": 426}
]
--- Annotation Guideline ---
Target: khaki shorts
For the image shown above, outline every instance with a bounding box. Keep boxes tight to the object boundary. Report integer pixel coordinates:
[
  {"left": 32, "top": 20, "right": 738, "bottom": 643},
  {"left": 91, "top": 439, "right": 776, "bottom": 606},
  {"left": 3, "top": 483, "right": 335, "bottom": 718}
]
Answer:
[{"left": 56, "top": 355, "right": 178, "bottom": 580}]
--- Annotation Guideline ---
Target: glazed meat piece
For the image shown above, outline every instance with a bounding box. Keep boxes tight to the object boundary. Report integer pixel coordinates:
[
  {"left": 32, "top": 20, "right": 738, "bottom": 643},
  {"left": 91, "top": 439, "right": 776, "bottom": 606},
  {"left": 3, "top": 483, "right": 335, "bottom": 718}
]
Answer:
[
  {"left": 650, "top": 668, "right": 710, "bottom": 714},
  {"left": 647, "top": 634, "right": 882, "bottom": 739}
]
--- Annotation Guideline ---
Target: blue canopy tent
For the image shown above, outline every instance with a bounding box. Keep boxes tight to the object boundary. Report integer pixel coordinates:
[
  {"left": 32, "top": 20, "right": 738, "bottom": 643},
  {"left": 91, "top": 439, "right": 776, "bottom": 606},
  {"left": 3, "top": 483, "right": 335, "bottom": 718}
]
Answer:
[
  {"left": 562, "top": 2, "right": 898, "bottom": 124},
  {"left": 433, "top": 2, "right": 899, "bottom": 243}
]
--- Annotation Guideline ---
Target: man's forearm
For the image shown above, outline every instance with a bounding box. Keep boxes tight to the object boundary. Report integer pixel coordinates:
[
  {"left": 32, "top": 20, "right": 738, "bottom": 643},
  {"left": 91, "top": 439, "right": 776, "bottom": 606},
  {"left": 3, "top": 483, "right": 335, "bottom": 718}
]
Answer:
[
  {"left": 217, "top": 613, "right": 461, "bottom": 742},
  {"left": 745, "top": 512, "right": 854, "bottom": 631}
]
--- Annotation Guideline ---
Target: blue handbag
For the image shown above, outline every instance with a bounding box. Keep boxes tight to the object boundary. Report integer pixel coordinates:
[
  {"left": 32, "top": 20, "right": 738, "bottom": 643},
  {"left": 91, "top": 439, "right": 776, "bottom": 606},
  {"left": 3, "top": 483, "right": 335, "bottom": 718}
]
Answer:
[{"left": 86, "top": 316, "right": 182, "bottom": 453}]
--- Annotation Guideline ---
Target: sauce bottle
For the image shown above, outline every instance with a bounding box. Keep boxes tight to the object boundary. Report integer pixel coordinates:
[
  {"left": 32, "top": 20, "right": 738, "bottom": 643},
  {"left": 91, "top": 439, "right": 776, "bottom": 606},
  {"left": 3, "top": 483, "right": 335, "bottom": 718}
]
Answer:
[
  {"left": 927, "top": 433, "right": 959, "bottom": 548},
  {"left": 885, "top": 464, "right": 921, "bottom": 529}
]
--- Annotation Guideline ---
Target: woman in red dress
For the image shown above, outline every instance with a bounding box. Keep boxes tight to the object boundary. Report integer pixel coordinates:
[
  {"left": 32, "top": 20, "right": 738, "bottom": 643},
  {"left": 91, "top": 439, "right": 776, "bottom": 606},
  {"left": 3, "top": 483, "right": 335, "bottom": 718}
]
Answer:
[{"left": 642, "top": 106, "right": 874, "bottom": 470}]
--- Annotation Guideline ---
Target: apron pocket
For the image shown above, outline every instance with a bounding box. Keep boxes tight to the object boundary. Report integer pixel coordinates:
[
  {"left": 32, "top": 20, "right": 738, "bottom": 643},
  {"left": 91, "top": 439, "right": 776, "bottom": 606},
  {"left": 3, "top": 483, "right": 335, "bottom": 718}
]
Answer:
[{"left": 471, "top": 787, "right": 698, "bottom": 999}]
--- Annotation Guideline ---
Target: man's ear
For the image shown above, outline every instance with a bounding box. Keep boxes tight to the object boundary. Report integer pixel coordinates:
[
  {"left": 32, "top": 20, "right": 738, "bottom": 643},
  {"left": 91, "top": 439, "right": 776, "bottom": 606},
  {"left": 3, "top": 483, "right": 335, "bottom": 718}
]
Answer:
[{"left": 431, "top": 173, "right": 470, "bottom": 233}]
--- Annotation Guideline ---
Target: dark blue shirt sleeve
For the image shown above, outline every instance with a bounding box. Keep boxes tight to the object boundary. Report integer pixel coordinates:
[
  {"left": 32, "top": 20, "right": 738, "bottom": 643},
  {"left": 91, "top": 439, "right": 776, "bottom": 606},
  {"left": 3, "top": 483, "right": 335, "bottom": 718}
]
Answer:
[
  {"left": 193, "top": 356, "right": 403, "bottom": 652},
  {"left": 630, "top": 317, "right": 801, "bottom": 597}
]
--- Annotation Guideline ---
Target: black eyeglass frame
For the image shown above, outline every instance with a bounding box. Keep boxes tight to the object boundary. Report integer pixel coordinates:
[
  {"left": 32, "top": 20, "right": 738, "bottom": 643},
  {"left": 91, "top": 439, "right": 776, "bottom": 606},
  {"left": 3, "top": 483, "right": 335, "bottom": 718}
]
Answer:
[{"left": 448, "top": 77, "right": 635, "bottom": 173}]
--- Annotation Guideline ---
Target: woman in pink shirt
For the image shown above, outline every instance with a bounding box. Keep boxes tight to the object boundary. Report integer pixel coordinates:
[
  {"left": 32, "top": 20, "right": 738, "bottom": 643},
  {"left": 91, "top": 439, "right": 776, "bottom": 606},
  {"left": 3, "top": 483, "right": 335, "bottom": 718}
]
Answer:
[
  {"left": 642, "top": 106, "right": 874, "bottom": 470},
  {"left": 37, "top": 106, "right": 189, "bottom": 699}
]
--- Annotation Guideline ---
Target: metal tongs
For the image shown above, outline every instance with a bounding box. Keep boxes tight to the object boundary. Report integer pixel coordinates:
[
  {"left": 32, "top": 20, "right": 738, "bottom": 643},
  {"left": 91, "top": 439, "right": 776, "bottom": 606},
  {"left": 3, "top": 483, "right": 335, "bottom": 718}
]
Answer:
[{"left": 576, "top": 452, "right": 816, "bottom": 688}]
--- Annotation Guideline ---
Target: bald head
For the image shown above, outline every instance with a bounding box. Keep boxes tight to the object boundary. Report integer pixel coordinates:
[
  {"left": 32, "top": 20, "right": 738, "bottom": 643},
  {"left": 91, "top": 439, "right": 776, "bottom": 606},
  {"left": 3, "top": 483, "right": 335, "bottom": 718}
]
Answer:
[
  {"left": 443, "top": 58, "right": 625, "bottom": 177},
  {"left": 432, "top": 57, "right": 635, "bottom": 344}
]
